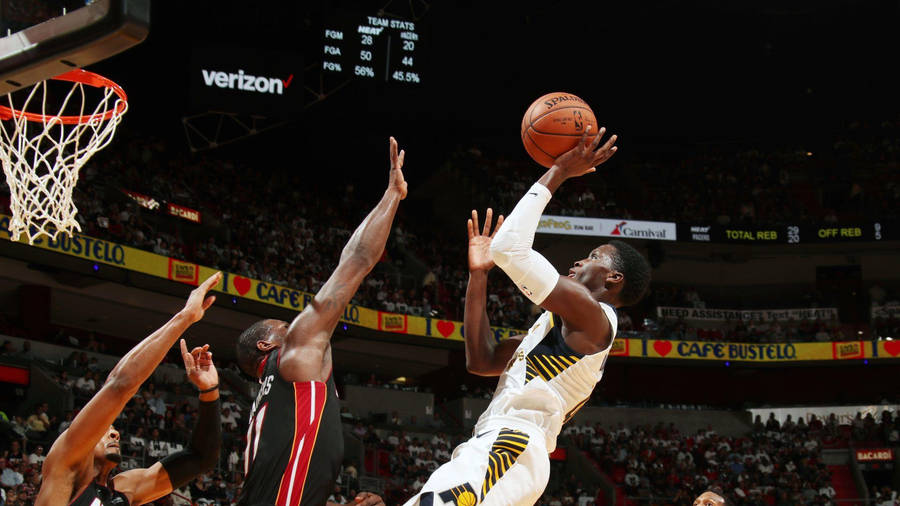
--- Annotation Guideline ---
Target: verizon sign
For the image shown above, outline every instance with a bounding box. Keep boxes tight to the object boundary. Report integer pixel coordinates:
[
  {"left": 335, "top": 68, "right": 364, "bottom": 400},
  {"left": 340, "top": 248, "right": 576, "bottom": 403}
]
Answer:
[
  {"left": 537, "top": 215, "right": 677, "bottom": 241},
  {"left": 856, "top": 449, "right": 894, "bottom": 462},
  {"left": 190, "top": 47, "right": 301, "bottom": 117},
  {"left": 200, "top": 69, "right": 292, "bottom": 95}
]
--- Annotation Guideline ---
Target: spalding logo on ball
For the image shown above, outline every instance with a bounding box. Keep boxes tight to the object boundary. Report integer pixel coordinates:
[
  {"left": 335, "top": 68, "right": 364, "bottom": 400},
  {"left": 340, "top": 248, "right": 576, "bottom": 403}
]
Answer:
[{"left": 521, "top": 92, "right": 598, "bottom": 168}]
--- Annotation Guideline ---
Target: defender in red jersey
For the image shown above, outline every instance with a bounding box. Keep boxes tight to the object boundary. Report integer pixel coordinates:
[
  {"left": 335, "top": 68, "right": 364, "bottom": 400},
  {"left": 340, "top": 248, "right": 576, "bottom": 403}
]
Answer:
[
  {"left": 36, "top": 274, "right": 223, "bottom": 506},
  {"left": 234, "top": 138, "right": 407, "bottom": 506}
]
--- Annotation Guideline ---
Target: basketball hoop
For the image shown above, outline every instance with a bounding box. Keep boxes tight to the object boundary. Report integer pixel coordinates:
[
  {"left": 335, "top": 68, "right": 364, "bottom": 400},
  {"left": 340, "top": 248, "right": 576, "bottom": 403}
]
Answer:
[{"left": 0, "top": 69, "right": 128, "bottom": 244}]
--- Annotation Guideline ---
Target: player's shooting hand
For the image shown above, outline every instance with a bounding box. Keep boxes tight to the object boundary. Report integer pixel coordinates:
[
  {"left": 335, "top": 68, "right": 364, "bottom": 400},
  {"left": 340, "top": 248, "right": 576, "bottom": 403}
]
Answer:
[
  {"left": 552, "top": 125, "right": 618, "bottom": 179},
  {"left": 468, "top": 208, "right": 504, "bottom": 273},
  {"left": 351, "top": 492, "right": 385, "bottom": 506},
  {"left": 388, "top": 136, "right": 408, "bottom": 200},
  {"left": 180, "top": 272, "right": 221, "bottom": 324},
  {"left": 180, "top": 339, "right": 219, "bottom": 393}
]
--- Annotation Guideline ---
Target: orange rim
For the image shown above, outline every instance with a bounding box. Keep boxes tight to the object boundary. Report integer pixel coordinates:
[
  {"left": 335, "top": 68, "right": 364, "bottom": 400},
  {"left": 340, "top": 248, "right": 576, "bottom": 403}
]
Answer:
[{"left": 0, "top": 69, "right": 127, "bottom": 125}]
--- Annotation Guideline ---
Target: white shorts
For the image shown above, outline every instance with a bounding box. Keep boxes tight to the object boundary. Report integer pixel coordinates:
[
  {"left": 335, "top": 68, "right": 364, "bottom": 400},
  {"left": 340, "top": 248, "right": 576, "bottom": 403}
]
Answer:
[{"left": 402, "top": 427, "right": 549, "bottom": 506}]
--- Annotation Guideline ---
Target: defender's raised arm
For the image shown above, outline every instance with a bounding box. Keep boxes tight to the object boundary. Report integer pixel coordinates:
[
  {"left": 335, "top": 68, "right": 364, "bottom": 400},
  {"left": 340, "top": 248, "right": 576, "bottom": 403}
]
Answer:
[
  {"left": 464, "top": 208, "right": 523, "bottom": 376},
  {"left": 37, "top": 272, "right": 221, "bottom": 505},
  {"left": 280, "top": 137, "right": 407, "bottom": 380},
  {"left": 111, "top": 340, "right": 222, "bottom": 504}
]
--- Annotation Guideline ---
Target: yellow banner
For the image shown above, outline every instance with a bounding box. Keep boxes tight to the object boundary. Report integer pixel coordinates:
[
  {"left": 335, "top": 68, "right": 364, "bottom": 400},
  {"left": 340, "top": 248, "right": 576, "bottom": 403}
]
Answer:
[
  {"left": 609, "top": 338, "right": 898, "bottom": 362},
  {"left": 0, "top": 215, "right": 522, "bottom": 343},
  {"left": 2, "top": 214, "right": 897, "bottom": 362}
]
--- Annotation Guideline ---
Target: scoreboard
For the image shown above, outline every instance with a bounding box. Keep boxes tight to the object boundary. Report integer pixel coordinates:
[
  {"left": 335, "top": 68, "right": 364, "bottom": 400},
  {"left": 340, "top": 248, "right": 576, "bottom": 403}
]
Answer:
[{"left": 322, "top": 14, "right": 423, "bottom": 84}]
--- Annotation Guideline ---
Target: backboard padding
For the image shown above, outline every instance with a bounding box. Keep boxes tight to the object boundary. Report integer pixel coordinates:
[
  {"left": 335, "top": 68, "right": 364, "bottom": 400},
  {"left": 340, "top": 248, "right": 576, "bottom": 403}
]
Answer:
[{"left": 0, "top": 0, "right": 149, "bottom": 95}]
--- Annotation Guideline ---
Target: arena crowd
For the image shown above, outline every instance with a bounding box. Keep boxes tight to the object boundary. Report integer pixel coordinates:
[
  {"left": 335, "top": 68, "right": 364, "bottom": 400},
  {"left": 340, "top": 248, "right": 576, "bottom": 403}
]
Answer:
[{"left": 3, "top": 119, "right": 896, "bottom": 342}]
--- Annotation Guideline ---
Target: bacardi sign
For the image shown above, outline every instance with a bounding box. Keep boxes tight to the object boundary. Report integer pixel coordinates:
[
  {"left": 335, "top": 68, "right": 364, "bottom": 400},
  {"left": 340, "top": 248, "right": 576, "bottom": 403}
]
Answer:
[{"left": 856, "top": 449, "right": 894, "bottom": 462}]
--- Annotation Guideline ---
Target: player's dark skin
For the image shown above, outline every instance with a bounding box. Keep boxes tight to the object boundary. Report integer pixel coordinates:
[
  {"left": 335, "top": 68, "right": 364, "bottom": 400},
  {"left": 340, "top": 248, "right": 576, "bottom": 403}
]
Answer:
[
  {"left": 36, "top": 273, "right": 222, "bottom": 506},
  {"left": 694, "top": 491, "right": 726, "bottom": 506},
  {"left": 464, "top": 126, "right": 619, "bottom": 375},
  {"left": 243, "top": 137, "right": 407, "bottom": 506}
]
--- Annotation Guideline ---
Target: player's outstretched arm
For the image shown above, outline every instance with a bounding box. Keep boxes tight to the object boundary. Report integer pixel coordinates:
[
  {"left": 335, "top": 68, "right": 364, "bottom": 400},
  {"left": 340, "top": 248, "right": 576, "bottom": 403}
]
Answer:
[
  {"left": 112, "top": 340, "right": 222, "bottom": 505},
  {"left": 490, "top": 128, "right": 617, "bottom": 339},
  {"left": 281, "top": 137, "right": 406, "bottom": 374},
  {"left": 37, "top": 273, "right": 221, "bottom": 504},
  {"left": 464, "top": 209, "right": 522, "bottom": 376}
]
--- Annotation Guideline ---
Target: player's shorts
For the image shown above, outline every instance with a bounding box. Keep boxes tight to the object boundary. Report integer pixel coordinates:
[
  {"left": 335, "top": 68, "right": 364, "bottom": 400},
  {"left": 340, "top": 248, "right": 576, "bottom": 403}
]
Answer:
[{"left": 402, "top": 426, "right": 549, "bottom": 506}]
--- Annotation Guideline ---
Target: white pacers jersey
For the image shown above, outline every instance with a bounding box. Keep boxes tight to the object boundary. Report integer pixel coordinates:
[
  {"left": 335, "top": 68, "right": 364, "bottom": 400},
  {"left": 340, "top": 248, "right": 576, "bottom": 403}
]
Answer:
[{"left": 473, "top": 304, "right": 618, "bottom": 452}]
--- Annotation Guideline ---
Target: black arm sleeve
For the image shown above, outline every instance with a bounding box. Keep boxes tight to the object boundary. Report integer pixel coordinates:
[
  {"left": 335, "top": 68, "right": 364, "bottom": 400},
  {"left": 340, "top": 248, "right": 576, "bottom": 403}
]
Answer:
[{"left": 160, "top": 398, "right": 221, "bottom": 489}]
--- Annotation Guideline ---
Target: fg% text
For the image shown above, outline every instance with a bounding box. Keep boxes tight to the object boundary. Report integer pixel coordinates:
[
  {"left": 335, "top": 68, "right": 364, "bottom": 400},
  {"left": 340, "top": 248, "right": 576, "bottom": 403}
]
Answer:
[{"left": 392, "top": 70, "right": 421, "bottom": 83}]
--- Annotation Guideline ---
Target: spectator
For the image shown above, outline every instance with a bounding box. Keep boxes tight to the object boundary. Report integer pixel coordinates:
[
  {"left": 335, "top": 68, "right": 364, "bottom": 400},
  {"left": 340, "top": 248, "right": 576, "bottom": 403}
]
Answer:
[
  {"left": 221, "top": 395, "right": 242, "bottom": 416},
  {"left": 328, "top": 484, "right": 347, "bottom": 504},
  {"left": 24, "top": 403, "right": 50, "bottom": 440},
  {"left": 171, "top": 484, "right": 192, "bottom": 506},
  {"left": 27, "top": 445, "right": 45, "bottom": 466},
  {"left": 147, "top": 391, "right": 167, "bottom": 416},
  {"left": 6, "top": 441, "right": 24, "bottom": 463},
  {"left": 0, "top": 461, "right": 24, "bottom": 487},
  {"left": 56, "top": 370, "right": 74, "bottom": 390},
  {"left": 227, "top": 444, "right": 241, "bottom": 473},
  {"left": 220, "top": 407, "right": 239, "bottom": 431},
  {"left": 75, "top": 371, "right": 97, "bottom": 395},
  {"left": 146, "top": 428, "right": 168, "bottom": 459},
  {"left": 127, "top": 426, "right": 147, "bottom": 455}
]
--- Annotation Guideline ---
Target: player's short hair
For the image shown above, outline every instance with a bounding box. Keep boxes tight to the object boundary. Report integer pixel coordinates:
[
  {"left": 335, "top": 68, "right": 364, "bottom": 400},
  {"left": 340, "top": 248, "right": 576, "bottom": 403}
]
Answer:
[
  {"left": 607, "top": 240, "right": 651, "bottom": 307},
  {"left": 704, "top": 487, "right": 730, "bottom": 506},
  {"left": 236, "top": 320, "right": 272, "bottom": 377}
]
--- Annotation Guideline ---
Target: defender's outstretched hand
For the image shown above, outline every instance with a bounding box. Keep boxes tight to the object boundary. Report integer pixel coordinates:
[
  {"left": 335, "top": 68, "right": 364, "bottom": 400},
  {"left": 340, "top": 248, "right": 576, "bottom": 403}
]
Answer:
[
  {"left": 180, "top": 272, "right": 221, "bottom": 324},
  {"left": 468, "top": 208, "right": 504, "bottom": 273},
  {"left": 180, "top": 339, "right": 218, "bottom": 392},
  {"left": 552, "top": 125, "right": 618, "bottom": 179},
  {"left": 389, "top": 136, "right": 407, "bottom": 199}
]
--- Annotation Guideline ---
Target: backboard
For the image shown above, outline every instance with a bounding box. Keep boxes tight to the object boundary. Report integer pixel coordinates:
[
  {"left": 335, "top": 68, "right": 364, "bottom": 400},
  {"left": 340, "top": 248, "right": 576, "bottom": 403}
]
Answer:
[{"left": 0, "top": 0, "right": 149, "bottom": 95}]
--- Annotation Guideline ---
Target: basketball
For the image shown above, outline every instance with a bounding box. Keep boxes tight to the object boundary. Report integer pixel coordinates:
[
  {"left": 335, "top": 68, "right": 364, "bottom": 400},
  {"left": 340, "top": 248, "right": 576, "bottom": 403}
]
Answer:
[{"left": 521, "top": 92, "right": 598, "bottom": 168}]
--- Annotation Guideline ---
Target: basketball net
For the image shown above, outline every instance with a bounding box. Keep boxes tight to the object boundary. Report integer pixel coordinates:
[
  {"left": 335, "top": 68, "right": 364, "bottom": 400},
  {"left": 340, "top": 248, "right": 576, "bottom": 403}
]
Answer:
[{"left": 0, "top": 70, "right": 127, "bottom": 244}]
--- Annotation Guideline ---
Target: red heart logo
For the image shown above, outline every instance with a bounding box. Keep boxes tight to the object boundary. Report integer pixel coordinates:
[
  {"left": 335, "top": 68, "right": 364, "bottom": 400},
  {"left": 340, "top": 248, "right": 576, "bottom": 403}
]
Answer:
[
  {"left": 233, "top": 276, "right": 252, "bottom": 296},
  {"left": 884, "top": 340, "right": 900, "bottom": 357},
  {"left": 436, "top": 320, "right": 455, "bottom": 338},
  {"left": 653, "top": 340, "right": 672, "bottom": 357}
]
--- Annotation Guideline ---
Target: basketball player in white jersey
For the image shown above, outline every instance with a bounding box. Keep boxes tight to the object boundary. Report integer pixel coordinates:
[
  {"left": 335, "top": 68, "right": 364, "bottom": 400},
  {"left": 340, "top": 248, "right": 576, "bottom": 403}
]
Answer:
[{"left": 403, "top": 127, "right": 651, "bottom": 506}]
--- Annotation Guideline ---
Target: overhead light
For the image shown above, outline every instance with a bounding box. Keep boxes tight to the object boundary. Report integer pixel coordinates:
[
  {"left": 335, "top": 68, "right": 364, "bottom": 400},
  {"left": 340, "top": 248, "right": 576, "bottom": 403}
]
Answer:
[{"left": 806, "top": 152, "right": 813, "bottom": 157}]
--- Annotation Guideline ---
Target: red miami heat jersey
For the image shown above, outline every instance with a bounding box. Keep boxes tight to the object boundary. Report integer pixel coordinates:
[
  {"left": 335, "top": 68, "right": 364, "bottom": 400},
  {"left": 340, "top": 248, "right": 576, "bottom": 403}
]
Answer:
[{"left": 238, "top": 348, "right": 343, "bottom": 506}]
